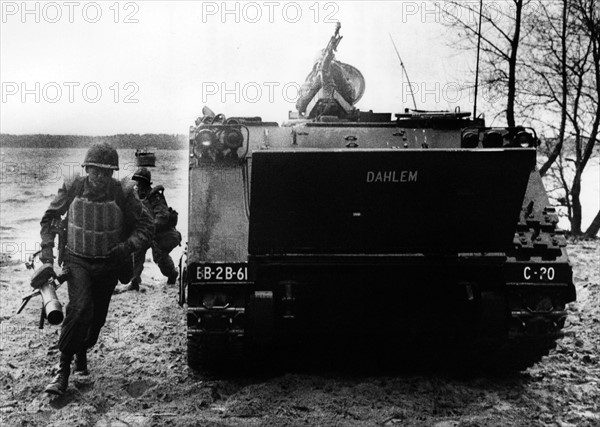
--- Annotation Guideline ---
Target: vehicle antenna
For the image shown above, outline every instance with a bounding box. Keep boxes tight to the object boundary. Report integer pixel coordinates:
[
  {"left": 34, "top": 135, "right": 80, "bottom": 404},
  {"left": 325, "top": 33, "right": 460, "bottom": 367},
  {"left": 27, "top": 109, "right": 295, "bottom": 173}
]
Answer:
[
  {"left": 389, "top": 33, "right": 417, "bottom": 111},
  {"left": 473, "top": 0, "right": 483, "bottom": 119}
]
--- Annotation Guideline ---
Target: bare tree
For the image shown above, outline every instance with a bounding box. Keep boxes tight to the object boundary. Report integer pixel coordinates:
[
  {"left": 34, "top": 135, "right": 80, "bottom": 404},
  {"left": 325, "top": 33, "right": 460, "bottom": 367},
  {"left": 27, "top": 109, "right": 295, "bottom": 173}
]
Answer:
[
  {"left": 519, "top": 0, "right": 569, "bottom": 177},
  {"left": 540, "top": 0, "right": 600, "bottom": 236},
  {"left": 572, "top": 0, "right": 600, "bottom": 236},
  {"left": 440, "top": 0, "right": 530, "bottom": 126},
  {"left": 443, "top": 0, "right": 599, "bottom": 236}
]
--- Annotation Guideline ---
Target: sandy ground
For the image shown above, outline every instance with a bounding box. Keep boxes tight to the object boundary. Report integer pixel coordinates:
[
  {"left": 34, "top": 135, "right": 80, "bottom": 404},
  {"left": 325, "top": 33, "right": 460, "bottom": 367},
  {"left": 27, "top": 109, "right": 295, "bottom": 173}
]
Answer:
[{"left": 0, "top": 239, "right": 598, "bottom": 427}]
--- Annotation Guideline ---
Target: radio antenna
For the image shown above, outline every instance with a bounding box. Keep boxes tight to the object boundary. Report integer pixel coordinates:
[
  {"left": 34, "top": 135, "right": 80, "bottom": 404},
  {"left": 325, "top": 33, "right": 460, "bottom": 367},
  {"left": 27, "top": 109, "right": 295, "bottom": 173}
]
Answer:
[
  {"left": 389, "top": 33, "right": 417, "bottom": 111},
  {"left": 473, "top": 0, "right": 483, "bottom": 119}
]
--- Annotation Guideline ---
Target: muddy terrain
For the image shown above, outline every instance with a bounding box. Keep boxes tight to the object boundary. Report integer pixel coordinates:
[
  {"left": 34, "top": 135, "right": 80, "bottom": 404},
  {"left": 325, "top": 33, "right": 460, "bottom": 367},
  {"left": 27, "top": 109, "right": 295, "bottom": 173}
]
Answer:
[{"left": 0, "top": 238, "right": 598, "bottom": 427}]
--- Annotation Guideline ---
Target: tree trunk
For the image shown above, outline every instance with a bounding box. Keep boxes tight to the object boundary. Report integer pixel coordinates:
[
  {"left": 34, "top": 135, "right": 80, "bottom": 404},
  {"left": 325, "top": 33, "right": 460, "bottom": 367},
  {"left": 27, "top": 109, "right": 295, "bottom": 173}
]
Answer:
[
  {"left": 584, "top": 210, "right": 600, "bottom": 238},
  {"left": 570, "top": 169, "right": 583, "bottom": 235},
  {"left": 506, "top": 0, "right": 523, "bottom": 128},
  {"left": 539, "top": 0, "right": 568, "bottom": 177}
]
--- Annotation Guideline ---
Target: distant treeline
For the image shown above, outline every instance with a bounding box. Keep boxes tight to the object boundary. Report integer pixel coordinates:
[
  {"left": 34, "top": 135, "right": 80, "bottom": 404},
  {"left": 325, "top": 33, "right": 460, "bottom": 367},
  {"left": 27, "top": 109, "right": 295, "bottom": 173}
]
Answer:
[{"left": 0, "top": 134, "right": 188, "bottom": 150}]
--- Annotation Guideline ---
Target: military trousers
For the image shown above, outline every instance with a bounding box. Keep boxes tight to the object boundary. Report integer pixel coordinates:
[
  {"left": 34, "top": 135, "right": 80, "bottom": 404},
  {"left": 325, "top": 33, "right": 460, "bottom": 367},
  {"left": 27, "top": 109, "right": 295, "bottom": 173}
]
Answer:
[
  {"left": 130, "top": 228, "right": 180, "bottom": 283},
  {"left": 58, "top": 253, "right": 118, "bottom": 356},
  {"left": 130, "top": 244, "right": 176, "bottom": 283}
]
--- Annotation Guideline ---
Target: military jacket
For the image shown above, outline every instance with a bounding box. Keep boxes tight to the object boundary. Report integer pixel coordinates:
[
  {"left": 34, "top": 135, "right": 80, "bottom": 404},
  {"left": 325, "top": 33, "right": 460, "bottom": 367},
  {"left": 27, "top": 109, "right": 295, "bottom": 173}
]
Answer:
[
  {"left": 142, "top": 185, "right": 171, "bottom": 233},
  {"left": 40, "top": 174, "right": 154, "bottom": 254}
]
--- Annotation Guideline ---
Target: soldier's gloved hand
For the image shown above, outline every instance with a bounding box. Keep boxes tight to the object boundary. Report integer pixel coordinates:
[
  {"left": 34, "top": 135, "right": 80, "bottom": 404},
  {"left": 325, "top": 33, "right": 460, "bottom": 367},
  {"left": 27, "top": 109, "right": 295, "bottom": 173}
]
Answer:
[
  {"left": 30, "top": 263, "right": 57, "bottom": 289},
  {"left": 108, "top": 242, "right": 131, "bottom": 260},
  {"left": 39, "top": 245, "right": 54, "bottom": 264}
]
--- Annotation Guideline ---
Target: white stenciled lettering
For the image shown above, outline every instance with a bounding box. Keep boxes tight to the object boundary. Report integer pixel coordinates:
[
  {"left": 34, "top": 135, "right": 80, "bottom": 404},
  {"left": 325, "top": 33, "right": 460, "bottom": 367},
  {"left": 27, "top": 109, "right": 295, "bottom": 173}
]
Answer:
[{"left": 366, "top": 170, "right": 418, "bottom": 183}]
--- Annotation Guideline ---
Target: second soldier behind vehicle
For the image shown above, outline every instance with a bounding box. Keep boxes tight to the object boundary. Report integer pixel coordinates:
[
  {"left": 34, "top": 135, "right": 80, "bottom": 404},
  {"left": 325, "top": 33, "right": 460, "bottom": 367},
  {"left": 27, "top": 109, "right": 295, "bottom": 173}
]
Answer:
[{"left": 118, "top": 167, "right": 181, "bottom": 292}]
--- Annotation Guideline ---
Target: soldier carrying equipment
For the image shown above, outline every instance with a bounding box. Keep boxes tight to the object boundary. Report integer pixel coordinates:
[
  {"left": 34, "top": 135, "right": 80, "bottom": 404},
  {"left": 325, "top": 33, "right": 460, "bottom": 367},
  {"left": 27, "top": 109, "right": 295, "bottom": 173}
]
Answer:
[
  {"left": 295, "top": 22, "right": 365, "bottom": 119},
  {"left": 39, "top": 143, "right": 153, "bottom": 396},
  {"left": 116, "top": 167, "right": 180, "bottom": 293}
]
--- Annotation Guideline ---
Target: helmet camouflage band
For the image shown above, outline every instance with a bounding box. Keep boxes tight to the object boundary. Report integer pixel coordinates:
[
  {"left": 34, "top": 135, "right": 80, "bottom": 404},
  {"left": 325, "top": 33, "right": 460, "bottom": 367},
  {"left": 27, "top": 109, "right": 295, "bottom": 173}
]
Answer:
[
  {"left": 82, "top": 143, "right": 119, "bottom": 170},
  {"left": 132, "top": 167, "right": 152, "bottom": 184}
]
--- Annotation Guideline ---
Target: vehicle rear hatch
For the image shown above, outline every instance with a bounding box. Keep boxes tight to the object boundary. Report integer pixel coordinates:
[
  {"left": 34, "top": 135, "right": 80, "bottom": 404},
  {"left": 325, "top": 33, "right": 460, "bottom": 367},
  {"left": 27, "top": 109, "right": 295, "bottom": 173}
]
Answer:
[{"left": 248, "top": 149, "right": 535, "bottom": 256}]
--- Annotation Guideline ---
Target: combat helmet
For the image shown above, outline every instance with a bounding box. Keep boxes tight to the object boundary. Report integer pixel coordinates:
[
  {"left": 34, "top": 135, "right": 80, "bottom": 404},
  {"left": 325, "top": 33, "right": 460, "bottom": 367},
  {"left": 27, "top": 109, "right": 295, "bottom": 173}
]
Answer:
[
  {"left": 132, "top": 167, "right": 152, "bottom": 185},
  {"left": 82, "top": 143, "right": 119, "bottom": 170}
]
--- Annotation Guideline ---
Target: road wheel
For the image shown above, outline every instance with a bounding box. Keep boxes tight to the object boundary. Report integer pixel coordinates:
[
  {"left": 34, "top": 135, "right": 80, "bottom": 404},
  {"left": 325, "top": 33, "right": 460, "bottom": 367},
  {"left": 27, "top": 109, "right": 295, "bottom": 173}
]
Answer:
[{"left": 187, "top": 333, "right": 228, "bottom": 371}]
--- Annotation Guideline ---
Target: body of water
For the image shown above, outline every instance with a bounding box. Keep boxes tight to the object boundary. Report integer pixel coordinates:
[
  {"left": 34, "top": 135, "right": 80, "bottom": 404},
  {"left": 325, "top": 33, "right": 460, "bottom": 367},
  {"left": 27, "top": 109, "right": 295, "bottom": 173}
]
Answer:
[
  {"left": 0, "top": 148, "right": 189, "bottom": 265},
  {"left": 0, "top": 147, "right": 598, "bottom": 266}
]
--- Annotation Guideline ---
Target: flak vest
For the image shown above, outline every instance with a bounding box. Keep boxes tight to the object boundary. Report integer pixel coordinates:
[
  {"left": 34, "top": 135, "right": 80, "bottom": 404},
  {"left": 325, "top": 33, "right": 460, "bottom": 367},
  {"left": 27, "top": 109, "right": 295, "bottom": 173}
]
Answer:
[{"left": 66, "top": 190, "right": 124, "bottom": 259}]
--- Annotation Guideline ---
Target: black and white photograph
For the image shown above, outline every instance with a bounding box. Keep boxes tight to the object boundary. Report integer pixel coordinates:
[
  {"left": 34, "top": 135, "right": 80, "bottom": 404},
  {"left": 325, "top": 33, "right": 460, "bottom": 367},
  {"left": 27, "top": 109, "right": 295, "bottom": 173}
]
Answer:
[{"left": 1, "top": 1, "right": 599, "bottom": 426}]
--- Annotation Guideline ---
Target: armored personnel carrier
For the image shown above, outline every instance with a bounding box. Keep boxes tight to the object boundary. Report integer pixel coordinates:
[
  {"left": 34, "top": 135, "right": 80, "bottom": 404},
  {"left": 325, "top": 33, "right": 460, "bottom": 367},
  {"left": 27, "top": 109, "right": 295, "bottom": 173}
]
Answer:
[{"left": 179, "top": 24, "right": 575, "bottom": 370}]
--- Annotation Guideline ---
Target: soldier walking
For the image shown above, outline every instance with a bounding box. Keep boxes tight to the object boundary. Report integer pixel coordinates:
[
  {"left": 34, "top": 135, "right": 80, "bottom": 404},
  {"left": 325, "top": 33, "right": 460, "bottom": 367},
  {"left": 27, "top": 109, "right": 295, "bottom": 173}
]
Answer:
[
  {"left": 118, "top": 167, "right": 180, "bottom": 292},
  {"left": 39, "top": 143, "right": 153, "bottom": 395}
]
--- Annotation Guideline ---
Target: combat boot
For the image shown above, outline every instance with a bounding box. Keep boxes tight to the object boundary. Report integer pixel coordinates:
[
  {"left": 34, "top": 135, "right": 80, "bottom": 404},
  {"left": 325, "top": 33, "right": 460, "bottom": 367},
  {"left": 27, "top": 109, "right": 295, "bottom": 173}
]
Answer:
[
  {"left": 113, "top": 277, "right": 140, "bottom": 294},
  {"left": 167, "top": 270, "right": 178, "bottom": 285},
  {"left": 126, "top": 277, "right": 141, "bottom": 291},
  {"left": 73, "top": 350, "right": 89, "bottom": 376},
  {"left": 45, "top": 352, "right": 72, "bottom": 395}
]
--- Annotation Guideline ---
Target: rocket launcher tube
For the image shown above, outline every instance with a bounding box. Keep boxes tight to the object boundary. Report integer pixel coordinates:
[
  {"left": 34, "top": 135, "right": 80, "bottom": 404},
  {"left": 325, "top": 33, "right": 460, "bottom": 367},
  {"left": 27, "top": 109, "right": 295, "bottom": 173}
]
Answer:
[
  {"left": 39, "top": 279, "right": 63, "bottom": 325},
  {"left": 18, "top": 262, "right": 69, "bottom": 327}
]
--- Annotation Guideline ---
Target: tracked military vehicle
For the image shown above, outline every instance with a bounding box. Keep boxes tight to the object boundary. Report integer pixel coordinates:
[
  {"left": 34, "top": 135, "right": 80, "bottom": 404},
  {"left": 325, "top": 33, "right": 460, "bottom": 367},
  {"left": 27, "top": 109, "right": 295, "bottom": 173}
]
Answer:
[{"left": 179, "top": 24, "right": 575, "bottom": 370}]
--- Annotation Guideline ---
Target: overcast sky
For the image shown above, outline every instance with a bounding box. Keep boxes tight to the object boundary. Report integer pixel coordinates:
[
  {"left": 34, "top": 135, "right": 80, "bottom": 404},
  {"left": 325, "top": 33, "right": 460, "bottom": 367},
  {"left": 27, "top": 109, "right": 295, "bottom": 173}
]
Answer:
[{"left": 1, "top": 1, "right": 487, "bottom": 135}]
